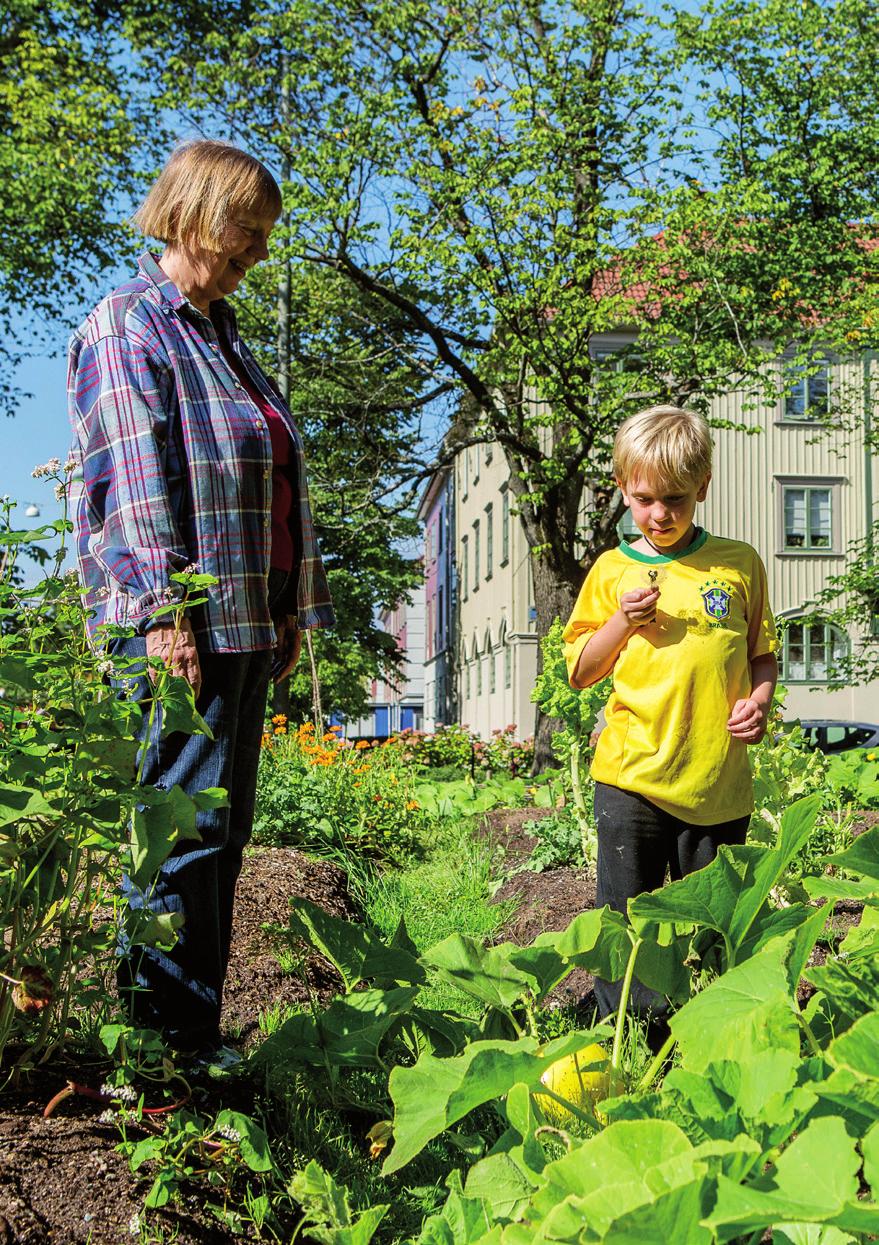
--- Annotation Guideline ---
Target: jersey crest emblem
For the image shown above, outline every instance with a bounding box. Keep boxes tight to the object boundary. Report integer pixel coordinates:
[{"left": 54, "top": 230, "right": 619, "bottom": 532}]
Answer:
[{"left": 701, "top": 586, "right": 731, "bottom": 620}]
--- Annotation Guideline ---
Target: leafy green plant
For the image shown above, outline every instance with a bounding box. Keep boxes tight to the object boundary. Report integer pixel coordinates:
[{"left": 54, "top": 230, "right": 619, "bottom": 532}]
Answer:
[
  {"left": 276, "top": 799, "right": 879, "bottom": 1245},
  {"left": 396, "top": 724, "right": 535, "bottom": 778},
  {"left": 254, "top": 721, "right": 433, "bottom": 872},
  {"left": 824, "top": 748, "right": 879, "bottom": 809},
  {"left": 524, "top": 811, "right": 585, "bottom": 873},
  {"left": 118, "top": 1105, "right": 274, "bottom": 1214},
  {"left": 531, "top": 619, "right": 609, "bottom": 863},
  {"left": 0, "top": 485, "right": 217, "bottom": 1070}
]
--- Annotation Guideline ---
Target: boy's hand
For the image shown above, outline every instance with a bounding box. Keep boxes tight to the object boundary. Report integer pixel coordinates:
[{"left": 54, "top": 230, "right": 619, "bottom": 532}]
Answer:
[
  {"left": 727, "top": 697, "right": 769, "bottom": 744},
  {"left": 619, "top": 587, "right": 661, "bottom": 628}
]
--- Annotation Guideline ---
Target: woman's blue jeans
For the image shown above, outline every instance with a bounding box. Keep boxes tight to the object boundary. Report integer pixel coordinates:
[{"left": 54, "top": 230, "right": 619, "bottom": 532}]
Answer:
[{"left": 114, "top": 638, "right": 273, "bottom": 1050}]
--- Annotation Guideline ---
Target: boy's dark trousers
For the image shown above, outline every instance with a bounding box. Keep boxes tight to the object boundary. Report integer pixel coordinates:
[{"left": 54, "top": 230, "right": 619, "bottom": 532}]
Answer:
[{"left": 592, "top": 781, "right": 750, "bottom": 1035}]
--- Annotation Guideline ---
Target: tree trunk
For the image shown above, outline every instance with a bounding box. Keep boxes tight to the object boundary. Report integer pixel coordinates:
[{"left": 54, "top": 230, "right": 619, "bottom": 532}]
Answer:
[{"left": 530, "top": 550, "right": 580, "bottom": 773}]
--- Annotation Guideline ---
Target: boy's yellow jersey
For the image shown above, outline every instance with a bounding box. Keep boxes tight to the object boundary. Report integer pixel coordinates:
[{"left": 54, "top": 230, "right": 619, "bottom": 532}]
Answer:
[{"left": 562, "top": 531, "right": 778, "bottom": 825}]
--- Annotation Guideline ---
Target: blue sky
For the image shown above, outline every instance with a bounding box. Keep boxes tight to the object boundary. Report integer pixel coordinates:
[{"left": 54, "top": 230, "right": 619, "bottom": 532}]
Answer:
[{"left": 3, "top": 351, "right": 71, "bottom": 539}]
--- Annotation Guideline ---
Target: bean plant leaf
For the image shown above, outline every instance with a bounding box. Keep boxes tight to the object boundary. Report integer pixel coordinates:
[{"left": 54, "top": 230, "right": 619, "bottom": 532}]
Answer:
[
  {"left": 861, "top": 1120, "right": 879, "bottom": 1197},
  {"left": 383, "top": 1028, "right": 611, "bottom": 1174},
  {"left": 129, "top": 785, "right": 202, "bottom": 889},
  {"left": 215, "top": 1110, "right": 273, "bottom": 1172},
  {"left": 0, "top": 783, "right": 55, "bottom": 827},
  {"left": 670, "top": 939, "right": 800, "bottom": 1073},
  {"left": 157, "top": 673, "right": 213, "bottom": 739}
]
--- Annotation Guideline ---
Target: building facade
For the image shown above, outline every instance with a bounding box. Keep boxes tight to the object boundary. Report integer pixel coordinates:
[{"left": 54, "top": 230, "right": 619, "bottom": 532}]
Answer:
[
  {"left": 435, "top": 345, "right": 879, "bottom": 736},
  {"left": 452, "top": 439, "right": 539, "bottom": 740},
  {"left": 417, "top": 468, "right": 457, "bottom": 731},
  {"left": 347, "top": 586, "right": 426, "bottom": 738}
]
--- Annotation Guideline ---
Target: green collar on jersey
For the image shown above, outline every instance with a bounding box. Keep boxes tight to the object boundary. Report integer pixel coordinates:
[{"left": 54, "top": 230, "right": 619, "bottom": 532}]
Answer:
[{"left": 619, "top": 527, "right": 709, "bottom": 564}]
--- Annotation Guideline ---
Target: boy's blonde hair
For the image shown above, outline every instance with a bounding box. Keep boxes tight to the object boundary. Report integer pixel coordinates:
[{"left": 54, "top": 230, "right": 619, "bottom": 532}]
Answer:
[
  {"left": 133, "top": 140, "right": 282, "bottom": 249},
  {"left": 613, "top": 405, "right": 713, "bottom": 490}
]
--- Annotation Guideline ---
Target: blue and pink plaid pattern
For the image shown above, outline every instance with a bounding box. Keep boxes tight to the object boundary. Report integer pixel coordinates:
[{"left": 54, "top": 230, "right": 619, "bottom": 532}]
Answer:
[{"left": 68, "top": 252, "right": 334, "bottom": 652}]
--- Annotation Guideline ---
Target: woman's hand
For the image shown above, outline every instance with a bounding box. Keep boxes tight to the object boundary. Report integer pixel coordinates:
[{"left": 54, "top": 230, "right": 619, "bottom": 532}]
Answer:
[
  {"left": 273, "top": 615, "right": 303, "bottom": 684},
  {"left": 145, "top": 618, "right": 202, "bottom": 699}
]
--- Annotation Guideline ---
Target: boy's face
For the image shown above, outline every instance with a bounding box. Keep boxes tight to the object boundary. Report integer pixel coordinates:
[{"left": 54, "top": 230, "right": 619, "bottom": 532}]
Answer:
[{"left": 620, "top": 472, "right": 711, "bottom": 552}]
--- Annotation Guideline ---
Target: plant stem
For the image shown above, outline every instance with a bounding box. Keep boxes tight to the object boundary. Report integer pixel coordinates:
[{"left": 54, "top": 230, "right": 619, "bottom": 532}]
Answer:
[
  {"left": 612, "top": 936, "right": 643, "bottom": 1073},
  {"left": 638, "top": 1033, "right": 676, "bottom": 1090},
  {"left": 797, "top": 1006, "right": 822, "bottom": 1058}
]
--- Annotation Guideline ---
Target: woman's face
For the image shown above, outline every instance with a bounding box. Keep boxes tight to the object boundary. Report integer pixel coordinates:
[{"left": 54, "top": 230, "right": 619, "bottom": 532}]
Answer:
[{"left": 170, "top": 210, "right": 278, "bottom": 309}]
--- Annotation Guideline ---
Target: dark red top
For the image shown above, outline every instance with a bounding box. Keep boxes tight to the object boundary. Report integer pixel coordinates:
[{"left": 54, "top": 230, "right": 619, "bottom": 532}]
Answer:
[{"left": 217, "top": 335, "right": 297, "bottom": 573}]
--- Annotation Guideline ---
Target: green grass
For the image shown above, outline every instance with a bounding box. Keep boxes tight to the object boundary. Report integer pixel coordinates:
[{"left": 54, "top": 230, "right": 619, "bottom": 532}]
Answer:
[{"left": 363, "top": 818, "right": 517, "bottom": 1013}]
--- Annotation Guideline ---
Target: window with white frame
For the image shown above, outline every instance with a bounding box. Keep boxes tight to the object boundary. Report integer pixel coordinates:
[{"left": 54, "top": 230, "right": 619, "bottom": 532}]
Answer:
[
  {"left": 783, "top": 358, "right": 830, "bottom": 422},
  {"left": 490, "top": 649, "right": 497, "bottom": 694},
  {"left": 472, "top": 519, "right": 480, "bottom": 591},
  {"left": 476, "top": 653, "right": 483, "bottom": 695},
  {"left": 461, "top": 535, "right": 469, "bottom": 601},
  {"left": 782, "top": 485, "right": 832, "bottom": 550},
  {"left": 501, "top": 487, "right": 510, "bottom": 565},
  {"left": 485, "top": 503, "right": 494, "bottom": 579},
  {"left": 504, "top": 639, "right": 512, "bottom": 689},
  {"left": 782, "top": 620, "right": 848, "bottom": 683}
]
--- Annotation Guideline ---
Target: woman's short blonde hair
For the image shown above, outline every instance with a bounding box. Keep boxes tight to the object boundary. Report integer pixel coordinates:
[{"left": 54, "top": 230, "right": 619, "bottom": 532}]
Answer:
[
  {"left": 613, "top": 405, "right": 713, "bottom": 490},
  {"left": 132, "top": 140, "right": 282, "bottom": 249}
]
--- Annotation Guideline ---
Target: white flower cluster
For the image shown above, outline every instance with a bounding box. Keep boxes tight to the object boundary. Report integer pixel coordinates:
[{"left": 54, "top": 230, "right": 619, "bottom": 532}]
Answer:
[
  {"left": 216, "top": 1124, "right": 242, "bottom": 1143},
  {"left": 101, "top": 1081, "right": 138, "bottom": 1105},
  {"left": 128, "top": 1212, "right": 141, "bottom": 1236},
  {"left": 181, "top": 562, "right": 199, "bottom": 577},
  {"left": 97, "top": 1108, "right": 116, "bottom": 1124},
  {"left": 96, "top": 659, "right": 116, "bottom": 677},
  {"left": 31, "top": 458, "right": 62, "bottom": 478}
]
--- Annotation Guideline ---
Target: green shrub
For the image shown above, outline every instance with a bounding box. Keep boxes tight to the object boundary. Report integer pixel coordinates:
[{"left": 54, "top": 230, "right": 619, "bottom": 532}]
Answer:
[{"left": 253, "top": 720, "right": 433, "bottom": 869}]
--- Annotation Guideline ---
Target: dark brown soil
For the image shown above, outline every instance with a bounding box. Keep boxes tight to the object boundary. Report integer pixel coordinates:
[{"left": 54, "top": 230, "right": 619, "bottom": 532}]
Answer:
[
  {"left": 0, "top": 845, "right": 355, "bottom": 1245},
  {"left": 482, "top": 807, "right": 598, "bottom": 1009}
]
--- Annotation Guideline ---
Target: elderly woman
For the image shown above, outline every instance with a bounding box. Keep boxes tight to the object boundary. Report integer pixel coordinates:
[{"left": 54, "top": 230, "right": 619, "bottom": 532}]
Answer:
[{"left": 68, "top": 140, "right": 334, "bottom": 1064}]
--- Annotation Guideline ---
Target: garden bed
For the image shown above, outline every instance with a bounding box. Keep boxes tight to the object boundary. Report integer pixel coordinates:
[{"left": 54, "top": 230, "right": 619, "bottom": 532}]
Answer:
[{"left": 0, "top": 845, "right": 355, "bottom": 1245}]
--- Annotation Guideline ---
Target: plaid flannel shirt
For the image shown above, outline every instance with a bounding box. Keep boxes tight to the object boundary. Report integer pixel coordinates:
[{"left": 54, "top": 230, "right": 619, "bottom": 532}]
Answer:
[{"left": 68, "top": 252, "right": 335, "bottom": 652}]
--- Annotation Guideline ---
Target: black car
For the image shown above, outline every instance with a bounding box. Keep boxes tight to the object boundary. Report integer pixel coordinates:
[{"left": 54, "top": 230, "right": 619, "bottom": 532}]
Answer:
[{"left": 796, "top": 720, "right": 879, "bottom": 754}]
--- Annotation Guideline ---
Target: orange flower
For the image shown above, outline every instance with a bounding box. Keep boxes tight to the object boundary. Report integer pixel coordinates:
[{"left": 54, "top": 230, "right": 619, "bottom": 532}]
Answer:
[
  {"left": 406, "top": 800, "right": 420, "bottom": 811},
  {"left": 322, "top": 731, "right": 337, "bottom": 742},
  {"left": 274, "top": 725, "right": 287, "bottom": 735},
  {"left": 329, "top": 724, "right": 342, "bottom": 733},
  {"left": 260, "top": 732, "right": 271, "bottom": 748},
  {"left": 355, "top": 740, "right": 369, "bottom": 750},
  {"left": 271, "top": 713, "right": 287, "bottom": 726}
]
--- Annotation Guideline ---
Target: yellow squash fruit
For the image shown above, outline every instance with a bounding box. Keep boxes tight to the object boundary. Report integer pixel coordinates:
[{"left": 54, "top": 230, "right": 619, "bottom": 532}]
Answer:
[{"left": 536, "top": 1044, "right": 614, "bottom": 1125}]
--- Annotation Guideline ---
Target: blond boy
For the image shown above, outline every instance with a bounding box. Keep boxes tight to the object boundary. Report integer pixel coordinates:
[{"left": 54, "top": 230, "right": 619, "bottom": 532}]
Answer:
[{"left": 563, "top": 405, "right": 778, "bottom": 1032}]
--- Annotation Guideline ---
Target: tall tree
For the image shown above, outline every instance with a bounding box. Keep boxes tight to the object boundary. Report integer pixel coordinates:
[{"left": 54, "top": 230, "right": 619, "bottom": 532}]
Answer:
[
  {"left": 0, "top": 1, "right": 156, "bottom": 409},
  {"left": 125, "top": 0, "right": 879, "bottom": 758},
  {"left": 235, "top": 260, "right": 434, "bottom": 721}
]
